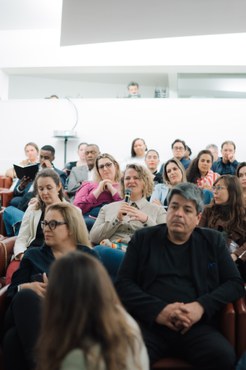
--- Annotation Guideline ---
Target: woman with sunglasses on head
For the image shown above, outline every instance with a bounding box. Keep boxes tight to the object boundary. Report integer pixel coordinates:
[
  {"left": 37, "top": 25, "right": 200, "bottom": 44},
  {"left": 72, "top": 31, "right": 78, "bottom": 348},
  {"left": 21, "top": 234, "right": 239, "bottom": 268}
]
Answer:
[
  {"left": 198, "top": 175, "right": 246, "bottom": 279},
  {"left": 73, "top": 153, "right": 122, "bottom": 230},
  {"left": 3, "top": 202, "right": 96, "bottom": 370}
]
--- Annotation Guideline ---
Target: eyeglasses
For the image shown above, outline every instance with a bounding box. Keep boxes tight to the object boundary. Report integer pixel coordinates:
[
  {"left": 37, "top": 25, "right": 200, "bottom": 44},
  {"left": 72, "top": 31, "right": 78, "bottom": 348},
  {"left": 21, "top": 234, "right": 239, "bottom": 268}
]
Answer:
[
  {"left": 173, "top": 146, "right": 185, "bottom": 151},
  {"left": 98, "top": 162, "right": 113, "bottom": 170},
  {"left": 41, "top": 220, "right": 67, "bottom": 230},
  {"left": 212, "top": 185, "right": 226, "bottom": 192}
]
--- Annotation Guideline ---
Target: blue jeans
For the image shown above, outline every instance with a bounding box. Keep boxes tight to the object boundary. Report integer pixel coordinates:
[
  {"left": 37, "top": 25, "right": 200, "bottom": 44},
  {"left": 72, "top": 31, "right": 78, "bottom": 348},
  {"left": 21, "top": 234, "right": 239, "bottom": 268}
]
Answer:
[
  {"left": 93, "top": 245, "right": 125, "bottom": 282},
  {"left": 3, "top": 206, "right": 24, "bottom": 236}
]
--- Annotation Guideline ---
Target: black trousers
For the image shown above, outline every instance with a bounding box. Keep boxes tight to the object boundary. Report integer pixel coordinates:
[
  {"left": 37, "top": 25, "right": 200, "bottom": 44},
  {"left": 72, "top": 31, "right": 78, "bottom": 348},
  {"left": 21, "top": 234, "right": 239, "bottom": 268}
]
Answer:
[
  {"left": 141, "top": 321, "right": 236, "bottom": 370},
  {"left": 3, "top": 290, "right": 42, "bottom": 370}
]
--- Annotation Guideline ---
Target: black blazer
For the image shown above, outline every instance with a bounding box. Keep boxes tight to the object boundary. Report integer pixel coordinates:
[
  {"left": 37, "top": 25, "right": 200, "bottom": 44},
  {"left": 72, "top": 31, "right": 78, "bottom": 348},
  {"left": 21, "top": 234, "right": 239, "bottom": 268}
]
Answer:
[{"left": 116, "top": 224, "right": 245, "bottom": 327}]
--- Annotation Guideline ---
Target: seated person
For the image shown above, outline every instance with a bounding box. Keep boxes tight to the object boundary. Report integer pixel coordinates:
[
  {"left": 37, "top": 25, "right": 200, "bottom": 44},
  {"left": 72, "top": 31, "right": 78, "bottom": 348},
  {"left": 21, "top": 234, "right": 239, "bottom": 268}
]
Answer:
[
  {"left": 116, "top": 182, "right": 245, "bottom": 368},
  {"left": 3, "top": 202, "right": 97, "bottom": 370},
  {"left": 121, "top": 138, "right": 147, "bottom": 170},
  {"left": 62, "top": 141, "right": 88, "bottom": 176},
  {"left": 36, "top": 251, "right": 149, "bottom": 370},
  {"left": 145, "top": 149, "right": 163, "bottom": 184},
  {"left": 73, "top": 153, "right": 122, "bottom": 230},
  {"left": 199, "top": 175, "right": 246, "bottom": 280},
  {"left": 186, "top": 149, "right": 220, "bottom": 190},
  {"left": 5, "top": 142, "right": 39, "bottom": 179},
  {"left": 9, "top": 144, "right": 67, "bottom": 209},
  {"left": 66, "top": 144, "right": 100, "bottom": 199},
  {"left": 127, "top": 81, "right": 141, "bottom": 98},
  {"left": 212, "top": 140, "right": 239, "bottom": 175},
  {"left": 90, "top": 164, "right": 166, "bottom": 280}
]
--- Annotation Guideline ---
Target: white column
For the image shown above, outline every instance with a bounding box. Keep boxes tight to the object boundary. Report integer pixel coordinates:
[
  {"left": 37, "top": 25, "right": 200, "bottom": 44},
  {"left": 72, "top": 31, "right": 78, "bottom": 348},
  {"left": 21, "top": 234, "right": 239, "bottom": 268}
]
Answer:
[{"left": 0, "top": 70, "right": 9, "bottom": 100}]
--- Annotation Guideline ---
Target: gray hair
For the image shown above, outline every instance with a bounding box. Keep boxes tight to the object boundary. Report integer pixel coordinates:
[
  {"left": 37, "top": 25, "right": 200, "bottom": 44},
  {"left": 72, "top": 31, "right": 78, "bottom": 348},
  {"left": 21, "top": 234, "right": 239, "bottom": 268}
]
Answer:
[{"left": 167, "top": 182, "right": 204, "bottom": 214}]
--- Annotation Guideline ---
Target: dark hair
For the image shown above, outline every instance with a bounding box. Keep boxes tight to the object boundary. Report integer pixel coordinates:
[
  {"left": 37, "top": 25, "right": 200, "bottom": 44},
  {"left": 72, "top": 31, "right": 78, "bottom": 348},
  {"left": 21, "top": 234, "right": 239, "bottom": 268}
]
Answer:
[
  {"left": 185, "top": 145, "right": 192, "bottom": 157},
  {"left": 171, "top": 139, "right": 186, "bottom": 150},
  {"left": 236, "top": 162, "right": 246, "bottom": 178},
  {"left": 121, "top": 163, "right": 153, "bottom": 198},
  {"left": 206, "top": 175, "right": 246, "bottom": 236},
  {"left": 41, "top": 145, "right": 55, "bottom": 155},
  {"left": 127, "top": 81, "right": 139, "bottom": 89},
  {"left": 186, "top": 150, "right": 213, "bottom": 184},
  {"left": 167, "top": 182, "right": 204, "bottom": 214},
  {"left": 163, "top": 158, "right": 187, "bottom": 185},
  {"left": 145, "top": 149, "right": 160, "bottom": 159},
  {"left": 36, "top": 252, "right": 142, "bottom": 370},
  {"left": 130, "top": 138, "right": 147, "bottom": 157},
  {"left": 221, "top": 140, "right": 236, "bottom": 150},
  {"left": 33, "top": 169, "right": 64, "bottom": 211}
]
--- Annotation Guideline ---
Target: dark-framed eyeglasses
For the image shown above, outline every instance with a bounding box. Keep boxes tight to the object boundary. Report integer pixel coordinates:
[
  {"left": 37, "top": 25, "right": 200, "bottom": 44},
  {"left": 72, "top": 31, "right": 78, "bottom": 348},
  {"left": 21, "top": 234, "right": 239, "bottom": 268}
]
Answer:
[
  {"left": 98, "top": 162, "right": 113, "bottom": 170},
  {"left": 41, "top": 220, "right": 67, "bottom": 230}
]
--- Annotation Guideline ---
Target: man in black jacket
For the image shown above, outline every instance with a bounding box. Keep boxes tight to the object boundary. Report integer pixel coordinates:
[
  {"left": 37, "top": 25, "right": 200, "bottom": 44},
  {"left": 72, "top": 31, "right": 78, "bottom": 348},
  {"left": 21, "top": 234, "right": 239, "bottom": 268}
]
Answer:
[{"left": 116, "top": 183, "right": 245, "bottom": 370}]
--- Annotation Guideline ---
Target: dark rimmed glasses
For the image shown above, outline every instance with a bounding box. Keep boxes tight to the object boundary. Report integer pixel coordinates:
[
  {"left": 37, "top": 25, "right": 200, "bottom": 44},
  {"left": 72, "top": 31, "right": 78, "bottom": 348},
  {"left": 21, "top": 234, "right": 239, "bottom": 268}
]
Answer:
[
  {"left": 98, "top": 162, "right": 113, "bottom": 170},
  {"left": 41, "top": 220, "right": 67, "bottom": 231}
]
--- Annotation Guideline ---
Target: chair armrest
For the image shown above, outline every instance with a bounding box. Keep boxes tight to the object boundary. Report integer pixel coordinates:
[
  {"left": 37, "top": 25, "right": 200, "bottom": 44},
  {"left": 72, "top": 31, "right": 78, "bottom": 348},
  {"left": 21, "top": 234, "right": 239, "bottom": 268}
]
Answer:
[
  {"left": 234, "top": 297, "right": 246, "bottom": 357},
  {"left": 0, "top": 189, "right": 14, "bottom": 208},
  {"left": 0, "top": 236, "right": 17, "bottom": 277},
  {"left": 219, "top": 302, "right": 236, "bottom": 348}
]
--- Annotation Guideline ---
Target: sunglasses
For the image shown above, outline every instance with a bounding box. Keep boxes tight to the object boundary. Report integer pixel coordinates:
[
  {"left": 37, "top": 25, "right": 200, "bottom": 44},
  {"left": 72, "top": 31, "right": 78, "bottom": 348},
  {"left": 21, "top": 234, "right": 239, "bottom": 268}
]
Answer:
[
  {"left": 41, "top": 220, "right": 67, "bottom": 230},
  {"left": 98, "top": 162, "right": 113, "bottom": 170}
]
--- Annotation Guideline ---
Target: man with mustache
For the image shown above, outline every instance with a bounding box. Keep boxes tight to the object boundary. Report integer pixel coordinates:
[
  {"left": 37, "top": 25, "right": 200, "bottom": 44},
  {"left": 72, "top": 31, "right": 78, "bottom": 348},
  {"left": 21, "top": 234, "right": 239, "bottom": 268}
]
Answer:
[{"left": 116, "top": 182, "right": 244, "bottom": 370}]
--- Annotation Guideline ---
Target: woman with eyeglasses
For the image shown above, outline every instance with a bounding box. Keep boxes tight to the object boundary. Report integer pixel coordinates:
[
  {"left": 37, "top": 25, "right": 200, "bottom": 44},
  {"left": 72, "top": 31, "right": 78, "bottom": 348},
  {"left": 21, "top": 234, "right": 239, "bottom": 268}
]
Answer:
[
  {"left": 236, "top": 161, "right": 246, "bottom": 206},
  {"left": 4, "top": 168, "right": 66, "bottom": 284},
  {"left": 73, "top": 153, "right": 122, "bottom": 230},
  {"left": 3, "top": 202, "right": 96, "bottom": 370},
  {"left": 198, "top": 175, "right": 246, "bottom": 279}
]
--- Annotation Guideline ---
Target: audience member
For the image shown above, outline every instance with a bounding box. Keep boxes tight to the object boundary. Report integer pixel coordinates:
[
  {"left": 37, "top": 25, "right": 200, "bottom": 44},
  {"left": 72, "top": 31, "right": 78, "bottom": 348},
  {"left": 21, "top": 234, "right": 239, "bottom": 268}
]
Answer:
[
  {"left": 212, "top": 140, "right": 239, "bottom": 175},
  {"left": 184, "top": 145, "right": 192, "bottom": 160},
  {"left": 3, "top": 202, "right": 96, "bottom": 370},
  {"left": 236, "top": 162, "right": 246, "bottom": 206},
  {"left": 36, "top": 251, "right": 149, "bottom": 370},
  {"left": 206, "top": 143, "right": 219, "bottom": 162},
  {"left": 199, "top": 175, "right": 246, "bottom": 270},
  {"left": 116, "top": 182, "right": 245, "bottom": 368},
  {"left": 73, "top": 153, "right": 122, "bottom": 230},
  {"left": 5, "top": 142, "right": 39, "bottom": 179},
  {"left": 121, "top": 137, "right": 148, "bottom": 169},
  {"left": 127, "top": 81, "right": 141, "bottom": 98},
  {"left": 8, "top": 145, "right": 66, "bottom": 210},
  {"left": 186, "top": 149, "right": 220, "bottom": 190},
  {"left": 4, "top": 169, "right": 65, "bottom": 259},
  {"left": 66, "top": 143, "right": 100, "bottom": 198},
  {"left": 150, "top": 158, "right": 186, "bottom": 208},
  {"left": 90, "top": 164, "right": 166, "bottom": 280},
  {"left": 159, "top": 139, "right": 191, "bottom": 175},
  {"left": 62, "top": 142, "right": 88, "bottom": 176},
  {"left": 145, "top": 149, "right": 163, "bottom": 184}
]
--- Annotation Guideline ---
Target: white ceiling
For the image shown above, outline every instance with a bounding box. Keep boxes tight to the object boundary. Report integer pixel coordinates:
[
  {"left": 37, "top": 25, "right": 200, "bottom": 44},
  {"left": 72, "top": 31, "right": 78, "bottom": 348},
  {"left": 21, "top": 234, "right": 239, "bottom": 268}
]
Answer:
[{"left": 1, "top": 0, "right": 246, "bottom": 98}]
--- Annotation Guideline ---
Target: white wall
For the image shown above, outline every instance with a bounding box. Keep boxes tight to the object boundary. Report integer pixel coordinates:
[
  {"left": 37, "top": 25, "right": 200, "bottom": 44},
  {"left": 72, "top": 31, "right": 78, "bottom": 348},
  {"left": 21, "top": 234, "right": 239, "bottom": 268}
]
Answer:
[{"left": 0, "top": 98, "right": 245, "bottom": 174}]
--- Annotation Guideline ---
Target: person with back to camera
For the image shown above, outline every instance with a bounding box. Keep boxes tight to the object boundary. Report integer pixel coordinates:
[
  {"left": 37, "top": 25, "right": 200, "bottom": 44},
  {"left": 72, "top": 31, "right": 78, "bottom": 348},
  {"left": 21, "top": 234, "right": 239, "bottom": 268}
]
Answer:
[
  {"left": 3, "top": 202, "right": 97, "bottom": 370},
  {"left": 198, "top": 174, "right": 246, "bottom": 280},
  {"left": 36, "top": 251, "right": 149, "bottom": 370},
  {"left": 73, "top": 153, "right": 122, "bottom": 231},
  {"left": 151, "top": 158, "right": 213, "bottom": 208},
  {"left": 116, "top": 182, "right": 245, "bottom": 369},
  {"left": 90, "top": 163, "right": 166, "bottom": 281},
  {"left": 236, "top": 161, "right": 246, "bottom": 206},
  {"left": 212, "top": 140, "right": 239, "bottom": 175},
  {"left": 186, "top": 149, "right": 220, "bottom": 191}
]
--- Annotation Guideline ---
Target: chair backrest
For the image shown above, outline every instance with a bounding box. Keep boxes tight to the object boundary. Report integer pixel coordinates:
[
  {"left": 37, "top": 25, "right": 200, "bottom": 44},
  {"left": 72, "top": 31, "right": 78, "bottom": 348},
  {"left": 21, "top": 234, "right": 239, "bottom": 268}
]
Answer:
[
  {"left": 0, "top": 236, "right": 16, "bottom": 280},
  {"left": 0, "top": 176, "right": 13, "bottom": 189}
]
